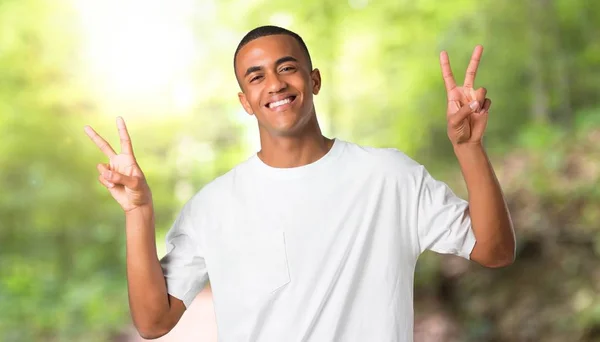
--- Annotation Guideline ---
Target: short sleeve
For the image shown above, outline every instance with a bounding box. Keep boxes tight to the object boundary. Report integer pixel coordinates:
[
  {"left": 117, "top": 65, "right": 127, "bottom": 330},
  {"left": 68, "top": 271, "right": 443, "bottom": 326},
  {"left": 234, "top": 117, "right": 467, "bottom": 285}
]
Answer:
[
  {"left": 159, "top": 200, "right": 208, "bottom": 308},
  {"left": 415, "top": 165, "right": 476, "bottom": 259}
]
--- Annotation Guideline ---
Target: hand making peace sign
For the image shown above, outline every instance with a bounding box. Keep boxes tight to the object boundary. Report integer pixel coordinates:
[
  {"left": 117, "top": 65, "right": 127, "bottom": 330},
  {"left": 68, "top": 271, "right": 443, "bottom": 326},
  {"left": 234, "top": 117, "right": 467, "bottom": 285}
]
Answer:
[
  {"left": 84, "top": 117, "right": 152, "bottom": 212},
  {"left": 440, "top": 45, "right": 492, "bottom": 146}
]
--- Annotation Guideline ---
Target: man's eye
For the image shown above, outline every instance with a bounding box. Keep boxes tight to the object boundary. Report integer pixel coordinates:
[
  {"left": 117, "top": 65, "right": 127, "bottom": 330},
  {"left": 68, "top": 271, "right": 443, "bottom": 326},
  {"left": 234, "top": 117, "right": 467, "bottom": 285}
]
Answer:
[
  {"left": 280, "top": 66, "right": 295, "bottom": 72},
  {"left": 250, "top": 75, "right": 262, "bottom": 82}
]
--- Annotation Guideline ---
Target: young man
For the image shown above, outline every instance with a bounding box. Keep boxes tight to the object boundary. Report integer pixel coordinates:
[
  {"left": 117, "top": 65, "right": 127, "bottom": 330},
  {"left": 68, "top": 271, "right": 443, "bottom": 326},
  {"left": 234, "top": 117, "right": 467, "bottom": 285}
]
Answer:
[{"left": 85, "top": 25, "right": 515, "bottom": 341}]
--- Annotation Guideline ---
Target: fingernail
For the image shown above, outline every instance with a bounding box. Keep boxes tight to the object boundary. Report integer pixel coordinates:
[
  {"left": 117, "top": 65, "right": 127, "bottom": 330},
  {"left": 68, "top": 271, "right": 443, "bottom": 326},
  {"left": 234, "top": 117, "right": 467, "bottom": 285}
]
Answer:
[
  {"left": 103, "top": 170, "right": 112, "bottom": 179},
  {"left": 469, "top": 101, "right": 479, "bottom": 111},
  {"left": 107, "top": 182, "right": 114, "bottom": 188}
]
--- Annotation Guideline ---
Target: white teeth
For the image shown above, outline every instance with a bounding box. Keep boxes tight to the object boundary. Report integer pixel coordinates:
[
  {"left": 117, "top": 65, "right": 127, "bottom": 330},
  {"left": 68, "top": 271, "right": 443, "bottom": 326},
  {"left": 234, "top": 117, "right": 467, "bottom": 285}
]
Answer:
[{"left": 268, "top": 97, "right": 292, "bottom": 109}]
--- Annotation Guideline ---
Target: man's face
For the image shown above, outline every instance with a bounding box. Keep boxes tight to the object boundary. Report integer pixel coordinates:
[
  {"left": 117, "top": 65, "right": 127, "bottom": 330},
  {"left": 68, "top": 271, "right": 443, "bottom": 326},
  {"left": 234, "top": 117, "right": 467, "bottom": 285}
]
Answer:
[{"left": 235, "top": 34, "right": 321, "bottom": 136}]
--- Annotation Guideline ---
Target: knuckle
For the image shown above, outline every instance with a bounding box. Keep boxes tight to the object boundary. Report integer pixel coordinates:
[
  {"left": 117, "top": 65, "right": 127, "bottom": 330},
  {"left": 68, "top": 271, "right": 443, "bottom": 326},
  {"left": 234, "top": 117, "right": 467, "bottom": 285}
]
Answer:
[
  {"left": 109, "top": 172, "right": 118, "bottom": 181},
  {"left": 98, "top": 175, "right": 108, "bottom": 187}
]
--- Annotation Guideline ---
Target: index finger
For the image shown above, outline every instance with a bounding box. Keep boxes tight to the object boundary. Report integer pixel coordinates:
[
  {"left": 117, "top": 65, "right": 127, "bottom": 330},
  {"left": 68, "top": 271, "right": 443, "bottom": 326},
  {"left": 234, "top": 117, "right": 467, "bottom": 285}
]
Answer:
[
  {"left": 84, "top": 125, "right": 116, "bottom": 158},
  {"left": 439, "top": 51, "right": 457, "bottom": 94},
  {"left": 464, "top": 45, "right": 483, "bottom": 89},
  {"left": 116, "top": 116, "right": 134, "bottom": 156}
]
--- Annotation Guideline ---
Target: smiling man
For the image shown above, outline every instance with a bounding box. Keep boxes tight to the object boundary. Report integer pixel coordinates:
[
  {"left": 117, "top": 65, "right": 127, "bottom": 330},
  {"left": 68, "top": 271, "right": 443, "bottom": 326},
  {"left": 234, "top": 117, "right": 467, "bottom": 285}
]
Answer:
[{"left": 85, "top": 25, "right": 515, "bottom": 341}]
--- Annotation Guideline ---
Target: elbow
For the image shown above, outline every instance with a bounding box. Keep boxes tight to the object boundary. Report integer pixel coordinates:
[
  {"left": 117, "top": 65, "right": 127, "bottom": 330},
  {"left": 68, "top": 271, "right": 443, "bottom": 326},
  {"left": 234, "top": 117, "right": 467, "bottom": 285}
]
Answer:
[
  {"left": 134, "top": 319, "right": 174, "bottom": 340},
  {"left": 483, "top": 247, "right": 516, "bottom": 268},
  {"left": 471, "top": 241, "right": 516, "bottom": 268},
  {"left": 482, "top": 253, "right": 515, "bottom": 268},
  {"left": 136, "top": 325, "right": 171, "bottom": 340},
  {"left": 131, "top": 295, "right": 185, "bottom": 339}
]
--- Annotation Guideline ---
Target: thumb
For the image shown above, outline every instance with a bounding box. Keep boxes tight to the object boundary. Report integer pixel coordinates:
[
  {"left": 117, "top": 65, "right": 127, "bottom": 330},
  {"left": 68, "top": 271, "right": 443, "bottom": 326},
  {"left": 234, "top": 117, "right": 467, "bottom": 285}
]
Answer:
[
  {"left": 449, "top": 100, "right": 480, "bottom": 128},
  {"left": 102, "top": 170, "right": 142, "bottom": 189}
]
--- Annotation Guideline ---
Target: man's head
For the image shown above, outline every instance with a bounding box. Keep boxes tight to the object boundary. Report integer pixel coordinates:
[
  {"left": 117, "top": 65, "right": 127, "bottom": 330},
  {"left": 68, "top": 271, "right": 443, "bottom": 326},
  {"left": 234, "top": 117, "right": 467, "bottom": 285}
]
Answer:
[
  {"left": 234, "top": 25, "right": 313, "bottom": 72},
  {"left": 234, "top": 25, "right": 321, "bottom": 137}
]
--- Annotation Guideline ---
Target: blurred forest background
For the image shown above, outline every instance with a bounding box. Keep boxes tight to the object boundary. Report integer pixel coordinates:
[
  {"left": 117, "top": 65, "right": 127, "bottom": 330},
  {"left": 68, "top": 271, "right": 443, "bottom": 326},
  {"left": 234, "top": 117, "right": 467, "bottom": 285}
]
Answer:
[{"left": 1, "top": 0, "right": 599, "bottom": 341}]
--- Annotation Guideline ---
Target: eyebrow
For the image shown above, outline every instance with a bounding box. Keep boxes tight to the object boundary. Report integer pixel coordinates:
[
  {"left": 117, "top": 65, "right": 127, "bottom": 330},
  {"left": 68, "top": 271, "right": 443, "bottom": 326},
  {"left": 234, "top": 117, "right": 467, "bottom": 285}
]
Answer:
[{"left": 244, "top": 56, "right": 299, "bottom": 77}]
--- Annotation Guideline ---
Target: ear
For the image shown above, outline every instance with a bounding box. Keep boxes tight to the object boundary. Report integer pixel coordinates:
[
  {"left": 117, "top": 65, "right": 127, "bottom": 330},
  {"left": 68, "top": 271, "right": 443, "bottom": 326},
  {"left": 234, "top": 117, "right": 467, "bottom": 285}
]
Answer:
[
  {"left": 238, "top": 92, "right": 254, "bottom": 115},
  {"left": 310, "top": 68, "right": 322, "bottom": 95}
]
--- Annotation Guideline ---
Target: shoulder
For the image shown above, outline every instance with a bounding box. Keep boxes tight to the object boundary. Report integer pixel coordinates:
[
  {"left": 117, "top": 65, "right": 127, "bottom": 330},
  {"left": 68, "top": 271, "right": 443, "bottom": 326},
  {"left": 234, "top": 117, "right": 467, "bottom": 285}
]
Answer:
[
  {"left": 339, "top": 139, "right": 424, "bottom": 177},
  {"left": 184, "top": 156, "right": 254, "bottom": 213}
]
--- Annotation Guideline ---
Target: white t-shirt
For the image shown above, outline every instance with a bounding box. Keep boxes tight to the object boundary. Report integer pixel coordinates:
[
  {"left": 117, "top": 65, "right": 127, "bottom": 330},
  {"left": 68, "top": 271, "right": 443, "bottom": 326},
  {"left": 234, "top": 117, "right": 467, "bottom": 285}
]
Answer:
[{"left": 160, "top": 138, "right": 476, "bottom": 342}]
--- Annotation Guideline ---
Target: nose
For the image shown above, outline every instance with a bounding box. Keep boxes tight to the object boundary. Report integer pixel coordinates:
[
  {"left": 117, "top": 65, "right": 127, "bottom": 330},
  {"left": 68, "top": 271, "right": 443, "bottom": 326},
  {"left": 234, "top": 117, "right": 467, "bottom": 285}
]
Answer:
[{"left": 265, "top": 72, "right": 287, "bottom": 94}]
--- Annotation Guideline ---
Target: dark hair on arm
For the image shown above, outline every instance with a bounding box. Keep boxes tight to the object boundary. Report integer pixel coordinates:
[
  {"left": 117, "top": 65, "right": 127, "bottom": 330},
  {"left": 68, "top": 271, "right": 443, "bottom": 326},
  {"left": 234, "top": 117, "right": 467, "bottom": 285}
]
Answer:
[{"left": 233, "top": 25, "right": 313, "bottom": 71}]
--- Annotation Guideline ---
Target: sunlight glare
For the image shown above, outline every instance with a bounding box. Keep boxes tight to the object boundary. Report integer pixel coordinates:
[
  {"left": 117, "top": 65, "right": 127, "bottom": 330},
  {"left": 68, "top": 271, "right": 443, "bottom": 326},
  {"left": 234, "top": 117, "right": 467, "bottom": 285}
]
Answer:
[{"left": 74, "top": 0, "right": 202, "bottom": 114}]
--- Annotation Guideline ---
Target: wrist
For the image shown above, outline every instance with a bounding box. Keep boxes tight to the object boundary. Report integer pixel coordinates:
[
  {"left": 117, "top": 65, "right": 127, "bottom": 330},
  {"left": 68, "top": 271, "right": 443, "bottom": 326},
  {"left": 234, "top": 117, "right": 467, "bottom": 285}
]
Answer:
[
  {"left": 125, "top": 204, "right": 154, "bottom": 219},
  {"left": 453, "top": 141, "right": 485, "bottom": 156},
  {"left": 452, "top": 142, "right": 490, "bottom": 171}
]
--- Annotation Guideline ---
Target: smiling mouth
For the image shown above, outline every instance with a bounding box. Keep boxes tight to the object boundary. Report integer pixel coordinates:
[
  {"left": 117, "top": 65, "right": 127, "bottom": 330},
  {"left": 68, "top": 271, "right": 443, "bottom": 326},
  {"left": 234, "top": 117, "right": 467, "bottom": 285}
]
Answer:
[{"left": 267, "top": 96, "right": 297, "bottom": 109}]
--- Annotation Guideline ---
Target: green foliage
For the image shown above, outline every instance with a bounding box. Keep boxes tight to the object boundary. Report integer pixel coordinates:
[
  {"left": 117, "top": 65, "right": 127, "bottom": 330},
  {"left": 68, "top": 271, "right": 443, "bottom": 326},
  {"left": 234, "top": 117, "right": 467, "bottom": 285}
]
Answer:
[
  {"left": 0, "top": 1, "right": 247, "bottom": 340},
  {"left": 445, "top": 110, "right": 600, "bottom": 340}
]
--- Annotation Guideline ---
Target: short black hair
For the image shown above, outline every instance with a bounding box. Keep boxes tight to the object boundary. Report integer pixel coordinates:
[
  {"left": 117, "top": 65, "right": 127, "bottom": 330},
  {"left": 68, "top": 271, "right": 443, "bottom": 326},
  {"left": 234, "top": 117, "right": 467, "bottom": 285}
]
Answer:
[{"left": 233, "top": 25, "right": 313, "bottom": 72}]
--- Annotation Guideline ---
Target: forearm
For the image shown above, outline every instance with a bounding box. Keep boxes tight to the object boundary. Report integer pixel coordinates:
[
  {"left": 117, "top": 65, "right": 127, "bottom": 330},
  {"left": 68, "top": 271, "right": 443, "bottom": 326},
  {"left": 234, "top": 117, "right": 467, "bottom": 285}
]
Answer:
[
  {"left": 454, "top": 143, "right": 515, "bottom": 266},
  {"left": 125, "top": 204, "right": 171, "bottom": 333}
]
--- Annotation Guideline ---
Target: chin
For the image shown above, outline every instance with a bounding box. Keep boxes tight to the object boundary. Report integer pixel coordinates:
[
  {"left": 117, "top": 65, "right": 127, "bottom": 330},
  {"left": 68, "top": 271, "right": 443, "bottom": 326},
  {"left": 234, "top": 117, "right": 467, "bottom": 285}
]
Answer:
[
  {"left": 258, "top": 105, "right": 314, "bottom": 136},
  {"left": 262, "top": 119, "right": 301, "bottom": 136},
  {"left": 276, "top": 120, "right": 316, "bottom": 137}
]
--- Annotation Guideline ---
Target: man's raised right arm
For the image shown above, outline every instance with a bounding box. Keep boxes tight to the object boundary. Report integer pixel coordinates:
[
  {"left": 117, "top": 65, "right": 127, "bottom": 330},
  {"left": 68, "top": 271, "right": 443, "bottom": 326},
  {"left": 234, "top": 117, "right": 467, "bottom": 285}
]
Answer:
[{"left": 84, "top": 117, "right": 186, "bottom": 339}]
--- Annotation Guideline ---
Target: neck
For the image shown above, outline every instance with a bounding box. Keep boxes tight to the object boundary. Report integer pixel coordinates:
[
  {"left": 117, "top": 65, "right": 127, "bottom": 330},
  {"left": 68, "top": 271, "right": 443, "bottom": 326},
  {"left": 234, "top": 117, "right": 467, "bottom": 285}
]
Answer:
[{"left": 257, "top": 115, "right": 334, "bottom": 168}]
